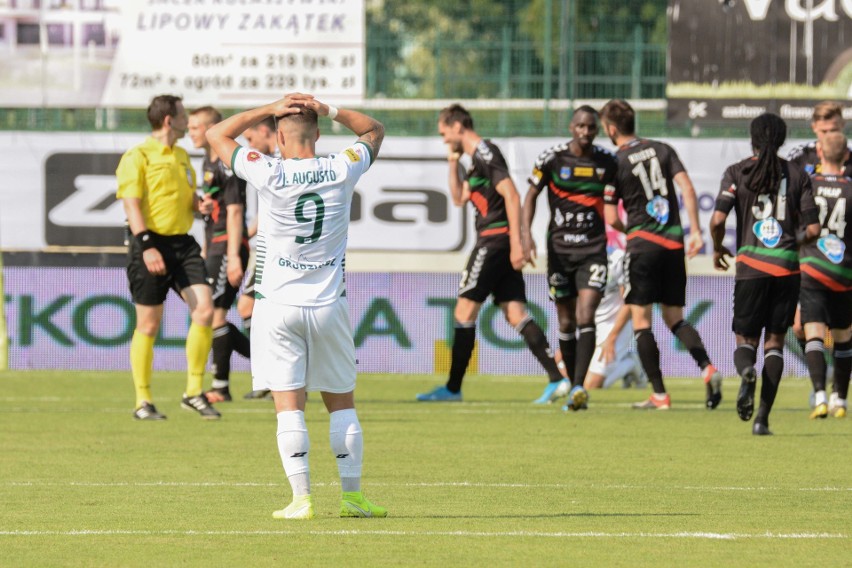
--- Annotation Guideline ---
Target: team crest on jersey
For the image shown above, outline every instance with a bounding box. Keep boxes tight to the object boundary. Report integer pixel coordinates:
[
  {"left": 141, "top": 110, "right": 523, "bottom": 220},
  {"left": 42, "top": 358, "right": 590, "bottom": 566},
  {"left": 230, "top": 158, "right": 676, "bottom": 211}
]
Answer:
[
  {"left": 344, "top": 148, "right": 360, "bottom": 162},
  {"left": 805, "top": 164, "right": 816, "bottom": 175},
  {"left": 204, "top": 171, "right": 214, "bottom": 184},
  {"left": 247, "top": 151, "right": 261, "bottom": 162},
  {"left": 646, "top": 196, "right": 669, "bottom": 224},
  {"left": 753, "top": 217, "right": 782, "bottom": 248},
  {"left": 817, "top": 234, "right": 845, "bottom": 264},
  {"left": 559, "top": 167, "right": 572, "bottom": 180},
  {"left": 185, "top": 167, "right": 193, "bottom": 187}
]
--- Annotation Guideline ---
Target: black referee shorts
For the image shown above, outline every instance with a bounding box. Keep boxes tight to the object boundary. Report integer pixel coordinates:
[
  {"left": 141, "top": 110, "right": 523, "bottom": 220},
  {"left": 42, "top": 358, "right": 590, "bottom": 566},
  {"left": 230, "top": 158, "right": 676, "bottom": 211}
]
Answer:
[{"left": 126, "top": 233, "right": 209, "bottom": 306}]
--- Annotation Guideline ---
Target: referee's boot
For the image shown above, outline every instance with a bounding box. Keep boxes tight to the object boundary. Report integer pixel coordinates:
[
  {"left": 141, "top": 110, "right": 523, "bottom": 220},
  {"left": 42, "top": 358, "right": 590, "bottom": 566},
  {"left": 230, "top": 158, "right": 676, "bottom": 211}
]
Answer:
[{"left": 181, "top": 394, "right": 222, "bottom": 420}]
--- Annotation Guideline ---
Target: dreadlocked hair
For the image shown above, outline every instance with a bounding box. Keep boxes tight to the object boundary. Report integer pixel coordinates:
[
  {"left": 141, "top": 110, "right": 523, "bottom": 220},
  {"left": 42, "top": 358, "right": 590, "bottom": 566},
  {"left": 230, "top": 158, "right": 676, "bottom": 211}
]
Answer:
[{"left": 742, "top": 113, "right": 787, "bottom": 196}]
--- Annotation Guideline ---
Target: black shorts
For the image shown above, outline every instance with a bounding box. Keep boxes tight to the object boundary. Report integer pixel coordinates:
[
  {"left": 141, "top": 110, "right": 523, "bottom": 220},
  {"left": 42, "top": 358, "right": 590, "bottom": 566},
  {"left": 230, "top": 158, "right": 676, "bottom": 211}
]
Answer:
[
  {"left": 623, "top": 249, "right": 686, "bottom": 306},
  {"left": 127, "top": 233, "right": 209, "bottom": 306},
  {"left": 205, "top": 245, "right": 250, "bottom": 309},
  {"left": 733, "top": 275, "right": 800, "bottom": 337},
  {"left": 799, "top": 286, "right": 852, "bottom": 329},
  {"left": 458, "top": 243, "right": 527, "bottom": 305},
  {"left": 547, "top": 251, "right": 608, "bottom": 301}
]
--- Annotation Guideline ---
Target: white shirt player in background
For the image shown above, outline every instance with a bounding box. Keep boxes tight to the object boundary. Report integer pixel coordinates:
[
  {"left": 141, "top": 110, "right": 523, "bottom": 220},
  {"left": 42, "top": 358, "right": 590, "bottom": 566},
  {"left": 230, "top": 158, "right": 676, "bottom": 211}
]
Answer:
[
  {"left": 584, "top": 247, "right": 646, "bottom": 389},
  {"left": 206, "top": 92, "right": 388, "bottom": 520}
]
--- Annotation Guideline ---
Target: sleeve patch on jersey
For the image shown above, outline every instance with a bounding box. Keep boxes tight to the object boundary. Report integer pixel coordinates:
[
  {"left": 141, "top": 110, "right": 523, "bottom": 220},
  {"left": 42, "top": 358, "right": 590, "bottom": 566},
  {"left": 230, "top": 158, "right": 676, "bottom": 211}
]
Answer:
[
  {"left": 247, "top": 151, "right": 261, "bottom": 162},
  {"left": 344, "top": 148, "right": 360, "bottom": 162},
  {"left": 531, "top": 167, "right": 543, "bottom": 184},
  {"left": 573, "top": 166, "right": 594, "bottom": 177}
]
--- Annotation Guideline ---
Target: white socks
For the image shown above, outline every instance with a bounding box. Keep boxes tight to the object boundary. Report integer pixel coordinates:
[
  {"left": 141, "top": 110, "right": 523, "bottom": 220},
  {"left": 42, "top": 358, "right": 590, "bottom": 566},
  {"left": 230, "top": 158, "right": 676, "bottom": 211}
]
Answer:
[
  {"left": 329, "top": 408, "right": 363, "bottom": 493},
  {"left": 276, "top": 408, "right": 365, "bottom": 495},
  {"left": 277, "top": 410, "right": 311, "bottom": 496}
]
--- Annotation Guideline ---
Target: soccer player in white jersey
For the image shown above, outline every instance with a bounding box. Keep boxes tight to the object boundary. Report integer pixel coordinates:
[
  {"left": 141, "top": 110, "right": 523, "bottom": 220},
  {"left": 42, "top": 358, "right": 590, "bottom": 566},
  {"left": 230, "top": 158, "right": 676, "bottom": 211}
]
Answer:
[
  {"left": 583, "top": 246, "right": 645, "bottom": 390},
  {"left": 206, "top": 93, "right": 387, "bottom": 520}
]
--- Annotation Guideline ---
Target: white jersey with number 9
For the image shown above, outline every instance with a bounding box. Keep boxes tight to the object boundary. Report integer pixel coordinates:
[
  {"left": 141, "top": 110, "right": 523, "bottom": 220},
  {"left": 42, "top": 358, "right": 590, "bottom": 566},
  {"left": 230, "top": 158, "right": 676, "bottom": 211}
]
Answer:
[{"left": 231, "top": 142, "right": 372, "bottom": 307}]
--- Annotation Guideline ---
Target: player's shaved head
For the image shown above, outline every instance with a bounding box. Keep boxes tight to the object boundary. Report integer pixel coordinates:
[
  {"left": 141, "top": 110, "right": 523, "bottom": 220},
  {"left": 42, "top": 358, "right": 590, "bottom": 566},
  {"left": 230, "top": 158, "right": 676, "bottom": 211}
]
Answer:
[
  {"left": 572, "top": 105, "right": 598, "bottom": 120},
  {"left": 821, "top": 132, "right": 848, "bottom": 165},
  {"left": 277, "top": 106, "right": 319, "bottom": 143}
]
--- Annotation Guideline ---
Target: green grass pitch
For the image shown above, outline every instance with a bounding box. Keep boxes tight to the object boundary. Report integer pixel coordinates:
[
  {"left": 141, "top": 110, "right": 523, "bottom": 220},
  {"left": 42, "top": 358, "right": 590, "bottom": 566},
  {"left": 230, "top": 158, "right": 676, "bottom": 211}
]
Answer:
[{"left": 1, "top": 371, "right": 850, "bottom": 567}]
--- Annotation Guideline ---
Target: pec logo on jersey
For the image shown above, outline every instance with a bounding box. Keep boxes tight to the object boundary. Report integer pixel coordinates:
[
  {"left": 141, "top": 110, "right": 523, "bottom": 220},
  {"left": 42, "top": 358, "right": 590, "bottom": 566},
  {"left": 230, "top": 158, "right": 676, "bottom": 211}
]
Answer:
[
  {"left": 753, "top": 217, "right": 782, "bottom": 248},
  {"left": 344, "top": 148, "right": 360, "bottom": 162},
  {"left": 818, "top": 234, "right": 845, "bottom": 264},
  {"left": 559, "top": 166, "right": 572, "bottom": 180},
  {"left": 574, "top": 166, "right": 594, "bottom": 178},
  {"left": 247, "top": 151, "right": 261, "bottom": 162},
  {"left": 646, "top": 196, "right": 670, "bottom": 224}
]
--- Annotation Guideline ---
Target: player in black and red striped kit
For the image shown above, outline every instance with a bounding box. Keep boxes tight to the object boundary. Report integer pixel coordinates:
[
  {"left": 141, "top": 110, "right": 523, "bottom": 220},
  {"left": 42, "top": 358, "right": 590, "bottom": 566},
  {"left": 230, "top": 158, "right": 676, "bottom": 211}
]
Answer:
[
  {"left": 711, "top": 113, "right": 821, "bottom": 435},
  {"left": 416, "top": 104, "right": 564, "bottom": 402},
  {"left": 188, "top": 106, "right": 251, "bottom": 403},
  {"left": 600, "top": 99, "right": 722, "bottom": 411},
  {"left": 522, "top": 105, "right": 617, "bottom": 410},
  {"left": 797, "top": 132, "right": 852, "bottom": 419}
]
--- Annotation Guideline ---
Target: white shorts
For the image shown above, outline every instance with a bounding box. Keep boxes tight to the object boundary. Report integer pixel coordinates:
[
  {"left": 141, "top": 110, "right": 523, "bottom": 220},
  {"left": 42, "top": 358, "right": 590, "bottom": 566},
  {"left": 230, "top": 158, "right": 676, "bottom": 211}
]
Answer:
[
  {"left": 251, "top": 297, "right": 356, "bottom": 393},
  {"left": 588, "top": 322, "right": 633, "bottom": 377}
]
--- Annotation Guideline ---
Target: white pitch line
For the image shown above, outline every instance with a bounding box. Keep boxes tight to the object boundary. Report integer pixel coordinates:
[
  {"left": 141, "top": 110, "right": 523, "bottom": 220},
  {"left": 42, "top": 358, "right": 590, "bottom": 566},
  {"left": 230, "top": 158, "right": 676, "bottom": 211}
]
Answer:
[
  {"left": 4, "top": 481, "right": 851, "bottom": 492},
  {"left": 0, "top": 529, "right": 844, "bottom": 540}
]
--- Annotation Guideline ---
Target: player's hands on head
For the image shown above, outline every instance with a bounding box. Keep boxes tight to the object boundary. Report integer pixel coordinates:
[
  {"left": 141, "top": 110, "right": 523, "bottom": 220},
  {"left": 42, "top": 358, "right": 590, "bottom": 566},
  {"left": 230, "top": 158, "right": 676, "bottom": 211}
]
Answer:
[
  {"left": 713, "top": 246, "right": 733, "bottom": 271},
  {"left": 270, "top": 93, "right": 314, "bottom": 118},
  {"left": 686, "top": 230, "right": 704, "bottom": 259},
  {"left": 302, "top": 98, "right": 332, "bottom": 117}
]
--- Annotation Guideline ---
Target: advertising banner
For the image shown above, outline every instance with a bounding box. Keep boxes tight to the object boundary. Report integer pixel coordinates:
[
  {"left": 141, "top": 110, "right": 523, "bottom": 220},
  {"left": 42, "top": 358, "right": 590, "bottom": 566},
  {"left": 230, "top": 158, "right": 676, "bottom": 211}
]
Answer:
[
  {"left": 668, "top": 0, "right": 852, "bottom": 125},
  {"left": 1, "top": 131, "right": 784, "bottom": 256},
  {"left": 2, "top": 267, "right": 810, "bottom": 378},
  {"left": 0, "top": 0, "right": 364, "bottom": 108}
]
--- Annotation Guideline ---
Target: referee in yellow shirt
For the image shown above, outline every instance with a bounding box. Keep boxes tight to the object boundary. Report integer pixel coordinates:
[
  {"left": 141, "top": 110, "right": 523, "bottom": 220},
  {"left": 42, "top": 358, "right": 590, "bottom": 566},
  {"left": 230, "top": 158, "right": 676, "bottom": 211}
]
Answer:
[{"left": 116, "top": 94, "right": 220, "bottom": 420}]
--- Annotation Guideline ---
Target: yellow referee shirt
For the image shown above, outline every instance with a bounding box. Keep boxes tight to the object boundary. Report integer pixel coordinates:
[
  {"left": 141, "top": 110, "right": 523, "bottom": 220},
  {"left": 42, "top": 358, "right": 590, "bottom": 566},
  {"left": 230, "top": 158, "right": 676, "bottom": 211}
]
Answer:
[{"left": 115, "top": 137, "right": 197, "bottom": 236}]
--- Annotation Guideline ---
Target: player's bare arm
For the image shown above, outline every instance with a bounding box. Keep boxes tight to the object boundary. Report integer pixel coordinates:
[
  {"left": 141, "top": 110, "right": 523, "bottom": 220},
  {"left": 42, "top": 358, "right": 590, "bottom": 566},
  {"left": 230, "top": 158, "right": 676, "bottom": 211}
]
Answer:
[
  {"left": 601, "top": 298, "right": 632, "bottom": 364},
  {"left": 674, "top": 171, "right": 704, "bottom": 258},
  {"left": 709, "top": 210, "right": 732, "bottom": 271},
  {"left": 307, "top": 101, "right": 385, "bottom": 160},
  {"left": 226, "top": 203, "right": 245, "bottom": 287},
  {"left": 495, "top": 177, "right": 526, "bottom": 270},
  {"left": 447, "top": 155, "right": 470, "bottom": 206},
  {"left": 122, "top": 197, "right": 166, "bottom": 276},
  {"left": 604, "top": 203, "right": 625, "bottom": 233},
  {"left": 521, "top": 185, "right": 541, "bottom": 267},
  {"left": 206, "top": 93, "right": 312, "bottom": 167}
]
